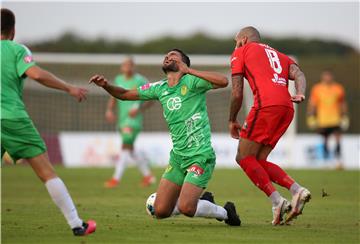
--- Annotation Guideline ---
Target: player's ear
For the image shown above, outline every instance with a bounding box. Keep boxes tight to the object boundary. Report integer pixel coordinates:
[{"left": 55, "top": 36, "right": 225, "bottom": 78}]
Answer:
[{"left": 243, "top": 36, "right": 248, "bottom": 45}]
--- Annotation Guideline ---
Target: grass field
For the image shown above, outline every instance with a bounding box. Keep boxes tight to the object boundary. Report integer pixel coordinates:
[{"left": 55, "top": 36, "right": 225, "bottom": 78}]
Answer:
[{"left": 2, "top": 165, "right": 359, "bottom": 243}]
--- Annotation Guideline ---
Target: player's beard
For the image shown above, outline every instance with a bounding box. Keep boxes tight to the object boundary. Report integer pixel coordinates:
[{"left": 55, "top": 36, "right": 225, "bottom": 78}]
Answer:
[{"left": 162, "top": 61, "right": 179, "bottom": 74}]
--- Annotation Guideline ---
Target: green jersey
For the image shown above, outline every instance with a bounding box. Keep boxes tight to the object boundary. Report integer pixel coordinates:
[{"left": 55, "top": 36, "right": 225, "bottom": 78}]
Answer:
[
  {"left": 115, "top": 74, "right": 147, "bottom": 129},
  {"left": 137, "top": 74, "right": 215, "bottom": 157},
  {"left": 1, "top": 40, "right": 36, "bottom": 119}
]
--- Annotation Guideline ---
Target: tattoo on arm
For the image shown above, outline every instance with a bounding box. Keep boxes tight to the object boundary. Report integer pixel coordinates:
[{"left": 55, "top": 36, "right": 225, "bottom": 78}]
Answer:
[
  {"left": 229, "top": 75, "right": 244, "bottom": 122},
  {"left": 289, "top": 64, "right": 306, "bottom": 96}
]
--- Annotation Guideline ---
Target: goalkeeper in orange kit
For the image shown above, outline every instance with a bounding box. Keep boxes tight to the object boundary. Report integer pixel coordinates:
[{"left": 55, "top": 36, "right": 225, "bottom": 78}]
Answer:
[{"left": 307, "top": 70, "right": 349, "bottom": 169}]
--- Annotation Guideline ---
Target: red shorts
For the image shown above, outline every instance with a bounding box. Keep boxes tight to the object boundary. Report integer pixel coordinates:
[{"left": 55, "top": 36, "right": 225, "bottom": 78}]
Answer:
[{"left": 240, "top": 106, "right": 294, "bottom": 148}]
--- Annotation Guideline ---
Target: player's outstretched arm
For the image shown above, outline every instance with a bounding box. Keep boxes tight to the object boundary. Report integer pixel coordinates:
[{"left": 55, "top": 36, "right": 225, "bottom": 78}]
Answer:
[
  {"left": 89, "top": 74, "right": 140, "bottom": 100},
  {"left": 26, "top": 66, "right": 87, "bottom": 102},
  {"left": 289, "top": 64, "right": 307, "bottom": 103},
  {"left": 177, "top": 60, "right": 228, "bottom": 88},
  {"left": 228, "top": 74, "right": 244, "bottom": 139}
]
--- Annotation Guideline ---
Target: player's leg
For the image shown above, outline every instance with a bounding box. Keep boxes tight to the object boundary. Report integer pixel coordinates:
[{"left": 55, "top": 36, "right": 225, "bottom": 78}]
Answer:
[
  {"left": 236, "top": 107, "right": 291, "bottom": 225},
  {"left": 257, "top": 146, "right": 309, "bottom": 198},
  {"left": 178, "top": 158, "right": 241, "bottom": 226},
  {"left": 177, "top": 182, "right": 229, "bottom": 219},
  {"left": 2, "top": 118, "right": 95, "bottom": 235},
  {"left": 128, "top": 129, "right": 156, "bottom": 186},
  {"left": 236, "top": 139, "right": 279, "bottom": 200},
  {"left": 132, "top": 148, "right": 156, "bottom": 186},
  {"left": 105, "top": 128, "right": 133, "bottom": 188},
  {"left": 27, "top": 153, "right": 96, "bottom": 235},
  {"left": 236, "top": 108, "right": 280, "bottom": 201},
  {"left": 236, "top": 139, "right": 291, "bottom": 225},
  {"left": 154, "top": 150, "right": 186, "bottom": 218},
  {"left": 257, "top": 107, "right": 310, "bottom": 224},
  {"left": 333, "top": 128, "right": 344, "bottom": 169},
  {"left": 321, "top": 129, "right": 330, "bottom": 160},
  {"left": 257, "top": 145, "right": 301, "bottom": 196},
  {"left": 154, "top": 178, "right": 182, "bottom": 218}
]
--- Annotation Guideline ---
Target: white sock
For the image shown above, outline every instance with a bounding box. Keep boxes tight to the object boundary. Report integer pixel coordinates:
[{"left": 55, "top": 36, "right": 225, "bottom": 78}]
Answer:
[
  {"left": 270, "top": 191, "right": 282, "bottom": 207},
  {"left": 194, "top": 200, "right": 228, "bottom": 220},
  {"left": 45, "top": 177, "right": 83, "bottom": 229},
  {"left": 113, "top": 150, "right": 131, "bottom": 180},
  {"left": 131, "top": 150, "right": 151, "bottom": 177},
  {"left": 290, "top": 182, "right": 302, "bottom": 196},
  {"left": 171, "top": 205, "right": 180, "bottom": 216}
]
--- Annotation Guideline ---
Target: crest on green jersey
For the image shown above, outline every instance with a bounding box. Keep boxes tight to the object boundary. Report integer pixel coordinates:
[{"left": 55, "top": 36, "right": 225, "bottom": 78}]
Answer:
[{"left": 181, "top": 85, "right": 188, "bottom": 96}]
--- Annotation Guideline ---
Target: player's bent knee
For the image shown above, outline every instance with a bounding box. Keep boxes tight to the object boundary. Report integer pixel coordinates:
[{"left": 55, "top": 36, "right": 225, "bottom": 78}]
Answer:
[
  {"left": 154, "top": 204, "right": 172, "bottom": 219},
  {"left": 154, "top": 209, "right": 172, "bottom": 219},
  {"left": 178, "top": 202, "right": 196, "bottom": 217}
]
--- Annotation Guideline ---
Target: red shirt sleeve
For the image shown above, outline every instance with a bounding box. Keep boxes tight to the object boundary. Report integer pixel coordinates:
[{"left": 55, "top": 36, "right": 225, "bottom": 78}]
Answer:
[{"left": 231, "top": 48, "right": 245, "bottom": 76}]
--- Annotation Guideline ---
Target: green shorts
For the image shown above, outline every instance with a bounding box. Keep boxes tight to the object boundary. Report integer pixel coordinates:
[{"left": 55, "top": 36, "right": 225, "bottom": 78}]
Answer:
[
  {"left": 120, "top": 126, "right": 140, "bottom": 145},
  {"left": 162, "top": 150, "right": 216, "bottom": 189},
  {"left": 1, "top": 118, "right": 47, "bottom": 162}
]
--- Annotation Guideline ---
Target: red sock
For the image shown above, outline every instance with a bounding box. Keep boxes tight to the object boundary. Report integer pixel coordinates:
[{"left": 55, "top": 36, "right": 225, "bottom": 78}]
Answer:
[
  {"left": 238, "top": 156, "right": 276, "bottom": 196},
  {"left": 258, "top": 160, "right": 295, "bottom": 189}
]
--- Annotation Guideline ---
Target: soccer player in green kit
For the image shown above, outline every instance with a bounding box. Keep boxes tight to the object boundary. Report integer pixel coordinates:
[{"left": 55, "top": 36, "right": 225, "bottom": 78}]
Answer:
[
  {"left": 90, "top": 49, "right": 241, "bottom": 226},
  {"left": 104, "top": 57, "right": 156, "bottom": 188},
  {"left": 1, "top": 8, "right": 96, "bottom": 236}
]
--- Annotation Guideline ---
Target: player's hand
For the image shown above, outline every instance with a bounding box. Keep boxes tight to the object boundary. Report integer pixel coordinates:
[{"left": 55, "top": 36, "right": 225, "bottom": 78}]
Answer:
[
  {"left": 128, "top": 108, "right": 139, "bottom": 118},
  {"left": 175, "top": 58, "right": 190, "bottom": 74},
  {"left": 291, "top": 94, "right": 305, "bottom": 104},
  {"left": 229, "top": 121, "right": 242, "bottom": 139},
  {"left": 89, "top": 75, "right": 108, "bottom": 87},
  {"left": 68, "top": 85, "right": 87, "bottom": 102},
  {"left": 105, "top": 109, "right": 116, "bottom": 123}
]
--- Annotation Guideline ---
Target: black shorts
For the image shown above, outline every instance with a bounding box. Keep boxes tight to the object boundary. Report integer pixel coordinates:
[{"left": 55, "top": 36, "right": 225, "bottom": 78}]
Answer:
[{"left": 318, "top": 126, "right": 341, "bottom": 137}]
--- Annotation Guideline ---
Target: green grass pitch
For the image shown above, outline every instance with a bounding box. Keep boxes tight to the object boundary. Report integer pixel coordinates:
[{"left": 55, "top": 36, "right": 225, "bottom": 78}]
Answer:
[{"left": 2, "top": 166, "right": 359, "bottom": 243}]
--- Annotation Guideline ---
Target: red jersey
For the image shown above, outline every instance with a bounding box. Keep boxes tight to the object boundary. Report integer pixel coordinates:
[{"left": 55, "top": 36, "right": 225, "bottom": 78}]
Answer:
[{"left": 231, "top": 42, "right": 296, "bottom": 109}]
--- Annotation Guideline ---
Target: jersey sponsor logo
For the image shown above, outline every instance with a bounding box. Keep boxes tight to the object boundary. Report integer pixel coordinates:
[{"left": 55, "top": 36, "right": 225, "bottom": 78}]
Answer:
[
  {"left": 187, "top": 165, "right": 204, "bottom": 177},
  {"left": 140, "top": 83, "right": 151, "bottom": 90},
  {"left": 24, "top": 55, "right": 33, "bottom": 63},
  {"left": 271, "top": 73, "right": 287, "bottom": 86},
  {"left": 140, "top": 81, "right": 164, "bottom": 90},
  {"left": 181, "top": 85, "right": 188, "bottom": 96},
  {"left": 166, "top": 97, "right": 182, "bottom": 111}
]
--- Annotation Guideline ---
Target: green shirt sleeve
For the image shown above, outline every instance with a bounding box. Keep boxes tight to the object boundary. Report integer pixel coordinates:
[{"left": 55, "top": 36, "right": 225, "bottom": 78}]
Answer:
[
  {"left": 190, "top": 75, "right": 213, "bottom": 93},
  {"left": 16, "top": 45, "right": 36, "bottom": 77},
  {"left": 137, "top": 81, "right": 162, "bottom": 100}
]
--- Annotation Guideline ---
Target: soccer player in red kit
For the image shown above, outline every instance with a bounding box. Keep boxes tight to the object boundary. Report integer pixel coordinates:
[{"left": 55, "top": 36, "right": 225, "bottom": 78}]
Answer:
[{"left": 229, "top": 26, "right": 311, "bottom": 225}]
